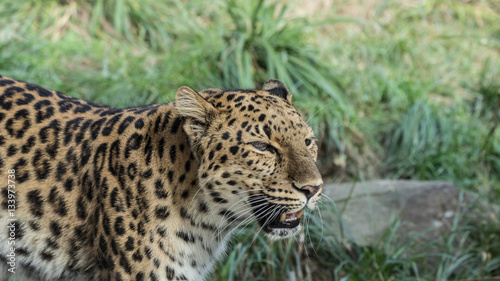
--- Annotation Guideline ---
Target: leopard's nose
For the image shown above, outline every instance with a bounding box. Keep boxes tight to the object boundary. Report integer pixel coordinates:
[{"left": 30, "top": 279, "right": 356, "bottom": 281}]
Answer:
[{"left": 293, "top": 183, "right": 323, "bottom": 199}]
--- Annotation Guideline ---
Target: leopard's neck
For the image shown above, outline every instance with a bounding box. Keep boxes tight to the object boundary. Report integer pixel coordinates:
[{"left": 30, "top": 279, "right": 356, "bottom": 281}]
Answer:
[{"left": 129, "top": 107, "right": 243, "bottom": 280}]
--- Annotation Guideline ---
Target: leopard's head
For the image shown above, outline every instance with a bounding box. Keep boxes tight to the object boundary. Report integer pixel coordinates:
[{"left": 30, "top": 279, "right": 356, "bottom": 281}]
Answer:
[{"left": 175, "top": 80, "right": 322, "bottom": 239}]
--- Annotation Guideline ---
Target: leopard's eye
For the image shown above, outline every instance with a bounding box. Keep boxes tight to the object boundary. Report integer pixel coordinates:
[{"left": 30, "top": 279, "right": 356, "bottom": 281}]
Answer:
[{"left": 251, "top": 142, "right": 276, "bottom": 153}]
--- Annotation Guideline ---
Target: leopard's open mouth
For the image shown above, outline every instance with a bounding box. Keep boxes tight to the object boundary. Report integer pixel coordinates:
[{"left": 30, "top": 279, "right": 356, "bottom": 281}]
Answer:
[{"left": 257, "top": 208, "right": 305, "bottom": 233}]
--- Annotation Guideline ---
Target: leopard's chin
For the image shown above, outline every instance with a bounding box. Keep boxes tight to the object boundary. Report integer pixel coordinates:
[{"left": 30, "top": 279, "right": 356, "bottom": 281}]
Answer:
[{"left": 264, "top": 224, "right": 302, "bottom": 240}]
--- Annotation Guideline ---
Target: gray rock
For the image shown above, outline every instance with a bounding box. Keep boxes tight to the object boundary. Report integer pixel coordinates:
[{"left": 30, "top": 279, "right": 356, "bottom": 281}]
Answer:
[{"left": 321, "top": 180, "right": 462, "bottom": 245}]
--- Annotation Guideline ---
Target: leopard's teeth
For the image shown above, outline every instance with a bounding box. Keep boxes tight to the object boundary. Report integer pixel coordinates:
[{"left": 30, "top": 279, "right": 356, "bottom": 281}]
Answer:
[
  {"left": 280, "top": 213, "right": 287, "bottom": 222},
  {"left": 296, "top": 209, "right": 304, "bottom": 219}
]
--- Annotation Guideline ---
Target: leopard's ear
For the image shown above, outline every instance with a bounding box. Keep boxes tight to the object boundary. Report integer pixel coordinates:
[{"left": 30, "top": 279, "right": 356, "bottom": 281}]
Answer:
[
  {"left": 175, "top": 86, "right": 217, "bottom": 150},
  {"left": 175, "top": 86, "right": 216, "bottom": 122},
  {"left": 262, "top": 79, "right": 292, "bottom": 104}
]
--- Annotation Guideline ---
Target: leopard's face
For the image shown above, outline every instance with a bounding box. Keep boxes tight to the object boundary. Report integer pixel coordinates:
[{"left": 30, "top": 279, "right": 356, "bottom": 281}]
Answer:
[{"left": 175, "top": 80, "right": 322, "bottom": 239}]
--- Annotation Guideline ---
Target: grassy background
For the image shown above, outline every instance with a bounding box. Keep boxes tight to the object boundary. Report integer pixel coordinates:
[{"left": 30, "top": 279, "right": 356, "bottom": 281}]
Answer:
[{"left": 1, "top": 0, "right": 500, "bottom": 280}]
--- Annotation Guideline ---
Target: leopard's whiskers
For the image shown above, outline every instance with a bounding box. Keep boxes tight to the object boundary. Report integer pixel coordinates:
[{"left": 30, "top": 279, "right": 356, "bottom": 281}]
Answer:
[
  {"left": 252, "top": 204, "right": 282, "bottom": 242},
  {"left": 214, "top": 195, "right": 267, "bottom": 234},
  {"left": 213, "top": 197, "right": 268, "bottom": 235},
  {"left": 218, "top": 202, "right": 273, "bottom": 241}
]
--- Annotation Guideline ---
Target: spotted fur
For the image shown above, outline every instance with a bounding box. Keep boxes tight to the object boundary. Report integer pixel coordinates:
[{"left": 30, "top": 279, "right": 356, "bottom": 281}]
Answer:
[{"left": 0, "top": 76, "right": 322, "bottom": 281}]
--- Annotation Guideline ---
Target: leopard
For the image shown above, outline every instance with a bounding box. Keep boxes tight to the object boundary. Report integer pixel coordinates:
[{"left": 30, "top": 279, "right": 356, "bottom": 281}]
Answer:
[{"left": 0, "top": 75, "right": 323, "bottom": 281}]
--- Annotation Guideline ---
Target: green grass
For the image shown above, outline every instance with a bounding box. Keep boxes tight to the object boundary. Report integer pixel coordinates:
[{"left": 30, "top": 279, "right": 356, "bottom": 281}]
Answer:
[{"left": 1, "top": 0, "right": 500, "bottom": 280}]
